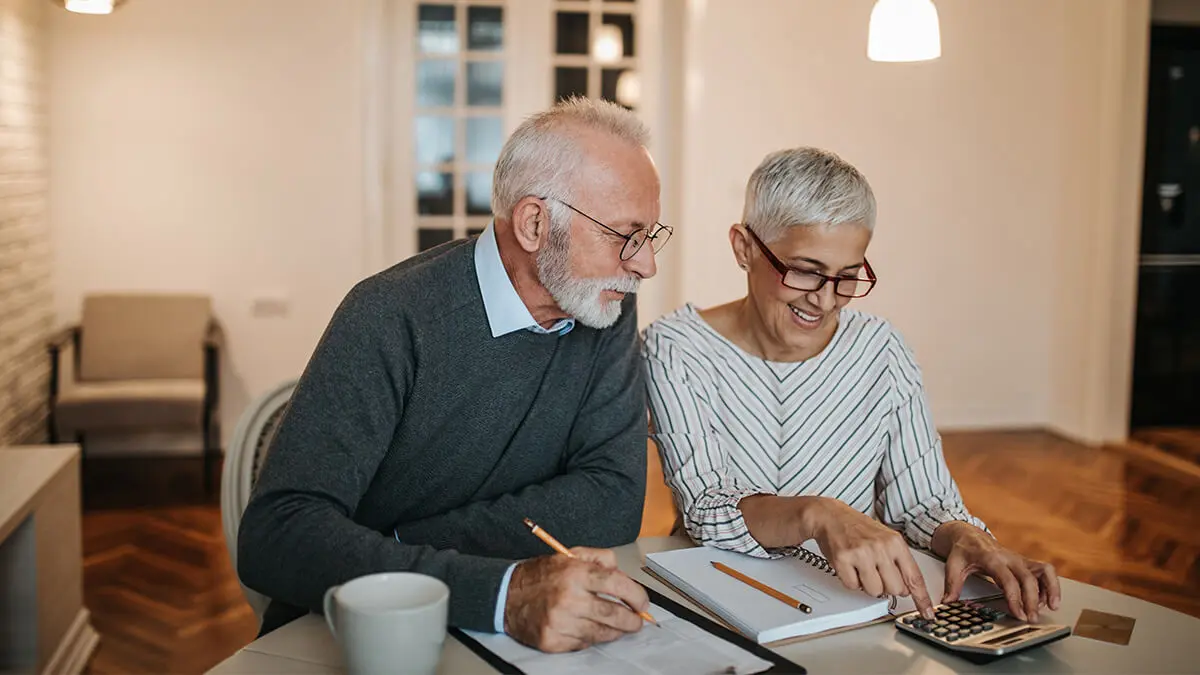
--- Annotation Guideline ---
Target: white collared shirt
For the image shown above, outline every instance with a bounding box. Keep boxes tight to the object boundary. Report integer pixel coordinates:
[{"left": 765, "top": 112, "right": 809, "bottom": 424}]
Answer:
[{"left": 474, "top": 224, "right": 575, "bottom": 337}]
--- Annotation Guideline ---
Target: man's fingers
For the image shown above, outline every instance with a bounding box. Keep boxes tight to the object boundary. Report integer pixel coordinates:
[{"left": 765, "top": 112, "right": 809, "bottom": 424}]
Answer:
[
  {"left": 554, "top": 614, "right": 620, "bottom": 652},
  {"left": 576, "top": 618, "right": 626, "bottom": 647},
  {"left": 570, "top": 547, "right": 618, "bottom": 569},
  {"left": 587, "top": 595, "right": 643, "bottom": 633},
  {"left": 583, "top": 566, "right": 650, "bottom": 614}
]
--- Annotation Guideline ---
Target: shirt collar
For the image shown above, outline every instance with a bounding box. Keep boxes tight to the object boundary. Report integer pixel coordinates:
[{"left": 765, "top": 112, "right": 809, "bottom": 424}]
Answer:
[{"left": 474, "top": 224, "right": 575, "bottom": 338}]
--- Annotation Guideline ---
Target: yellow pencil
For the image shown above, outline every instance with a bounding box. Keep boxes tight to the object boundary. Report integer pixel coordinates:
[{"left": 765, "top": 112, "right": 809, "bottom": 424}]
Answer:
[
  {"left": 523, "top": 517, "right": 660, "bottom": 626},
  {"left": 711, "top": 561, "right": 813, "bottom": 614}
]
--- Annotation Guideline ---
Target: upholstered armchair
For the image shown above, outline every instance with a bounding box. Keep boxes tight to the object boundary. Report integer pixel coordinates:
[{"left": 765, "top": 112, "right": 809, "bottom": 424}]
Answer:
[{"left": 47, "top": 293, "right": 223, "bottom": 492}]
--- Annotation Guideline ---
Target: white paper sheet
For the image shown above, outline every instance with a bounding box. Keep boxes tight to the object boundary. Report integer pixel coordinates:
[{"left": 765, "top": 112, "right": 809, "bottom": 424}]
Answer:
[{"left": 460, "top": 603, "right": 775, "bottom": 675}]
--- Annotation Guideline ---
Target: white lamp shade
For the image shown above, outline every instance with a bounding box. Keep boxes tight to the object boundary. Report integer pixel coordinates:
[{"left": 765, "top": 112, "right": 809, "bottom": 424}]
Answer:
[
  {"left": 65, "top": 0, "right": 114, "bottom": 13},
  {"left": 868, "top": 0, "right": 941, "bottom": 63},
  {"left": 615, "top": 70, "right": 640, "bottom": 107},
  {"left": 592, "top": 24, "right": 623, "bottom": 64}
]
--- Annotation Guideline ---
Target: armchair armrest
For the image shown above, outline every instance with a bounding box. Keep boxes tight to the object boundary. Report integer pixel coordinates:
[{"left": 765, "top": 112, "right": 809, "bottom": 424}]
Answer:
[
  {"left": 47, "top": 325, "right": 78, "bottom": 352},
  {"left": 47, "top": 325, "right": 79, "bottom": 444},
  {"left": 47, "top": 325, "right": 80, "bottom": 394},
  {"left": 203, "top": 319, "right": 222, "bottom": 407},
  {"left": 204, "top": 319, "right": 225, "bottom": 350}
]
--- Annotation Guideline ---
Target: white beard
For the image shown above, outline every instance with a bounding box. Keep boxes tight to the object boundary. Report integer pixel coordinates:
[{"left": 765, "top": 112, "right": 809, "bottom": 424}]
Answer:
[{"left": 536, "top": 229, "right": 640, "bottom": 329}]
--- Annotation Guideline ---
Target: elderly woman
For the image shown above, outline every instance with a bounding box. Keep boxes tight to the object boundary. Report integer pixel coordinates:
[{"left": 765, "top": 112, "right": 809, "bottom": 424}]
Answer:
[{"left": 642, "top": 147, "right": 1060, "bottom": 622}]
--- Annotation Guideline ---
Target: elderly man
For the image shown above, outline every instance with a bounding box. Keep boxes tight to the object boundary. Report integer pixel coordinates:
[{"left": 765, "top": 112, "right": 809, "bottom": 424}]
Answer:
[{"left": 237, "top": 97, "right": 671, "bottom": 653}]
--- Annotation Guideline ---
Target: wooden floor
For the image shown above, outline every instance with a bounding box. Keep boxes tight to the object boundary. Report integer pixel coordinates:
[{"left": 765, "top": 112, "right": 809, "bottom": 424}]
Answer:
[
  {"left": 942, "top": 430, "right": 1200, "bottom": 620},
  {"left": 81, "top": 458, "right": 259, "bottom": 675},
  {"left": 79, "top": 431, "right": 1200, "bottom": 674},
  {"left": 1131, "top": 427, "right": 1200, "bottom": 467}
]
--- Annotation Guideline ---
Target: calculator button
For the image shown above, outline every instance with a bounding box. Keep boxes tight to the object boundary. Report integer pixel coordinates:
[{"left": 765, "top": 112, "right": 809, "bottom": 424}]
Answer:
[
  {"left": 970, "top": 626, "right": 984, "bottom": 634},
  {"left": 982, "top": 623, "right": 994, "bottom": 631},
  {"left": 934, "top": 629, "right": 949, "bottom": 637},
  {"left": 947, "top": 633, "right": 960, "bottom": 641},
  {"left": 948, "top": 601, "right": 962, "bottom": 608},
  {"left": 922, "top": 624, "right": 935, "bottom": 633}
]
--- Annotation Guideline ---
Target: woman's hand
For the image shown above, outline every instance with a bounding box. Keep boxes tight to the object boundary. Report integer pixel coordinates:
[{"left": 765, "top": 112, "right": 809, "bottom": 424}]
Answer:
[
  {"left": 933, "top": 521, "right": 1061, "bottom": 622},
  {"left": 806, "top": 498, "right": 937, "bottom": 619}
]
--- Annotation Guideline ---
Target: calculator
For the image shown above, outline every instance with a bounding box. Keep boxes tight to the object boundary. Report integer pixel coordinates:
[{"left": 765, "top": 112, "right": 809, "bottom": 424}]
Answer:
[{"left": 894, "top": 597, "right": 1071, "bottom": 663}]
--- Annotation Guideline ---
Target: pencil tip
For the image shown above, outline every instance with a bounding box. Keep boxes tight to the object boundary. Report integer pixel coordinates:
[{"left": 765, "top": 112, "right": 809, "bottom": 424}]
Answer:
[{"left": 522, "top": 518, "right": 535, "bottom": 529}]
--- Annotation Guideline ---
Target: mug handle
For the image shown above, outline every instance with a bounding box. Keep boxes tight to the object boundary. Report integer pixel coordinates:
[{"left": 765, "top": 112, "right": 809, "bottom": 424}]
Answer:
[{"left": 323, "top": 585, "right": 341, "bottom": 638}]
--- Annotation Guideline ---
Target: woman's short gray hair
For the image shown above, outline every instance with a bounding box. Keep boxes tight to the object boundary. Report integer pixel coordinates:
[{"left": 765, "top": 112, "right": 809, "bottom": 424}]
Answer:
[
  {"left": 741, "top": 147, "right": 876, "bottom": 243},
  {"left": 492, "top": 96, "right": 650, "bottom": 230}
]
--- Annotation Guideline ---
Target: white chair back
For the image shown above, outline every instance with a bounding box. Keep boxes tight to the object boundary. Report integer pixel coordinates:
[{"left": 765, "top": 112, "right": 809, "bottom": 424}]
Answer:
[{"left": 220, "top": 378, "right": 298, "bottom": 626}]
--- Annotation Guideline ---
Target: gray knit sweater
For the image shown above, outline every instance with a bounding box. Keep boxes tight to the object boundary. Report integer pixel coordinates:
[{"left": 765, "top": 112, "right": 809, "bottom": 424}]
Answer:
[{"left": 237, "top": 239, "right": 647, "bottom": 634}]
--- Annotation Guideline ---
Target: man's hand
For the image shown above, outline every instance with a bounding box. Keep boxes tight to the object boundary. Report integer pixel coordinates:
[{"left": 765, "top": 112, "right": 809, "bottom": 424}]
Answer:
[
  {"left": 503, "top": 547, "right": 650, "bottom": 652},
  {"left": 807, "top": 498, "right": 937, "bottom": 619}
]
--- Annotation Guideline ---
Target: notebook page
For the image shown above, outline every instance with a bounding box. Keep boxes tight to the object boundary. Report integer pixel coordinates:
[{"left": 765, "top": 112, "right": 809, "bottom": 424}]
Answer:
[
  {"left": 645, "top": 546, "right": 889, "bottom": 643},
  {"left": 460, "top": 602, "right": 774, "bottom": 675}
]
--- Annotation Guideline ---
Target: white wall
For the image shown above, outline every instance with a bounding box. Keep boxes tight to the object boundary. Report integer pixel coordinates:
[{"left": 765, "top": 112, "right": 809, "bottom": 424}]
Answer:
[
  {"left": 48, "top": 0, "right": 368, "bottom": 444},
  {"left": 674, "top": 0, "right": 1147, "bottom": 437},
  {"left": 46, "top": 0, "right": 1148, "bottom": 445}
]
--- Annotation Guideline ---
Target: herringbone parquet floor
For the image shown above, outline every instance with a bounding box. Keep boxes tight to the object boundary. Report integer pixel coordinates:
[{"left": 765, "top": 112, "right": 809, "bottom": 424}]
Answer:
[
  {"left": 81, "top": 458, "right": 259, "bottom": 675},
  {"left": 942, "top": 430, "right": 1200, "bottom": 620},
  {"left": 80, "top": 432, "right": 1200, "bottom": 674}
]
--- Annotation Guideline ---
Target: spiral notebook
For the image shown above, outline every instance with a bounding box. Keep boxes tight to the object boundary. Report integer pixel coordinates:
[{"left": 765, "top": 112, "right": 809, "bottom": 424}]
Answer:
[{"left": 645, "top": 540, "right": 1001, "bottom": 645}]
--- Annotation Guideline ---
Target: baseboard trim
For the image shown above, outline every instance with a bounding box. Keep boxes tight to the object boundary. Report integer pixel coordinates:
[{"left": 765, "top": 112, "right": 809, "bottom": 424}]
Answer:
[{"left": 43, "top": 608, "right": 99, "bottom": 675}]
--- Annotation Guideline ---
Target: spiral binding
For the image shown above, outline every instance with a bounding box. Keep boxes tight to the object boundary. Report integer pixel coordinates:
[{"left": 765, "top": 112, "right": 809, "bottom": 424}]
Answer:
[
  {"left": 783, "top": 545, "right": 837, "bottom": 575},
  {"left": 783, "top": 545, "right": 901, "bottom": 610},
  {"left": 781, "top": 545, "right": 902, "bottom": 610}
]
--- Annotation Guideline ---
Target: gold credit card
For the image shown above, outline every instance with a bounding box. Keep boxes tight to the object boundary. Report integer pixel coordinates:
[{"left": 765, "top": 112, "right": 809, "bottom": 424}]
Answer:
[{"left": 1073, "top": 609, "right": 1136, "bottom": 646}]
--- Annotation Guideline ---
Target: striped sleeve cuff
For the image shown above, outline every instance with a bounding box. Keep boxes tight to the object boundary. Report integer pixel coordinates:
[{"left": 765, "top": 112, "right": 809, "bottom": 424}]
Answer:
[
  {"left": 903, "top": 508, "right": 990, "bottom": 551},
  {"left": 684, "top": 487, "right": 777, "bottom": 559}
]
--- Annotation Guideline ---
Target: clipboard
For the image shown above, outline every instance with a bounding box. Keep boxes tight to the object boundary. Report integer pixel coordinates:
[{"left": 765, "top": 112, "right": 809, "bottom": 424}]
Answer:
[{"left": 450, "top": 581, "right": 806, "bottom": 674}]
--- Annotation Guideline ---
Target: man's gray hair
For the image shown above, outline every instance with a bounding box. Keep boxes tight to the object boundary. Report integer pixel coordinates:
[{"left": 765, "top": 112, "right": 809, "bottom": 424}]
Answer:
[
  {"left": 491, "top": 96, "right": 650, "bottom": 230},
  {"left": 741, "top": 147, "right": 876, "bottom": 243}
]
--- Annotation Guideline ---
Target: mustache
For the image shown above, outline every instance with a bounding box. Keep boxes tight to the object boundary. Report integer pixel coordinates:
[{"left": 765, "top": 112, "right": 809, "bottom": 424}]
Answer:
[{"left": 601, "top": 276, "right": 641, "bottom": 294}]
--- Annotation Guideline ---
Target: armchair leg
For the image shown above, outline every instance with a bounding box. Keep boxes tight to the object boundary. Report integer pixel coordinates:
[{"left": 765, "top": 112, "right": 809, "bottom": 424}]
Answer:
[
  {"left": 75, "top": 433, "right": 86, "bottom": 504},
  {"left": 203, "top": 421, "right": 216, "bottom": 495}
]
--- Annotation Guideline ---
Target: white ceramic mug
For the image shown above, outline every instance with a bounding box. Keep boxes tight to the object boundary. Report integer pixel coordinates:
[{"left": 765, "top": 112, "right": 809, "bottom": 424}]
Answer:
[{"left": 323, "top": 572, "right": 450, "bottom": 675}]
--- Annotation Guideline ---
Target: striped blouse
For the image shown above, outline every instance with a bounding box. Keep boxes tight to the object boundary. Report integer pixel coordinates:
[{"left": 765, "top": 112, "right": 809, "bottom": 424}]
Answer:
[{"left": 641, "top": 303, "right": 987, "bottom": 558}]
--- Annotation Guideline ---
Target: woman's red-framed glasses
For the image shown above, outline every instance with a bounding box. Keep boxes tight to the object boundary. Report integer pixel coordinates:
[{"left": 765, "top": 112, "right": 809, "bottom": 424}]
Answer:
[{"left": 745, "top": 225, "right": 877, "bottom": 298}]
